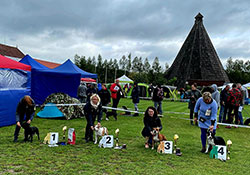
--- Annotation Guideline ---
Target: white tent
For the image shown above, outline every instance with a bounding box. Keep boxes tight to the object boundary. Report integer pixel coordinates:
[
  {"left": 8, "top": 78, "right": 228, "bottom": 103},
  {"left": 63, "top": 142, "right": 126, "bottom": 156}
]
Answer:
[
  {"left": 243, "top": 82, "right": 250, "bottom": 88},
  {"left": 117, "top": 75, "right": 133, "bottom": 83}
]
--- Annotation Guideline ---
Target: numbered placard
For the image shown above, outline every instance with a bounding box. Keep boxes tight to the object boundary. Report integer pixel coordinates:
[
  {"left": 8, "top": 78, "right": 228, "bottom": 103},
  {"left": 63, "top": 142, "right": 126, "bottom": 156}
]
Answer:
[
  {"left": 99, "top": 135, "right": 114, "bottom": 148},
  {"left": 49, "top": 132, "right": 59, "bottom": 145},
  {"left": 157, "top": 141, "right": 173, "bottom": 154},
  {"left": 217, "top": 145, "right": 227, "bottom": 161}
]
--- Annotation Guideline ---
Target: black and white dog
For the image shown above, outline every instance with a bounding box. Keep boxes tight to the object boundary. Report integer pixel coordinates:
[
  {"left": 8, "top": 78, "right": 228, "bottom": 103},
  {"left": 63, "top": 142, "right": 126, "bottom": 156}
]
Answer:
[
  {"left": 22, "top": 123, "right": 40, "bottom": 142},
  {"left": 206, "top": 130, "right": 226, "bottom": 153}
]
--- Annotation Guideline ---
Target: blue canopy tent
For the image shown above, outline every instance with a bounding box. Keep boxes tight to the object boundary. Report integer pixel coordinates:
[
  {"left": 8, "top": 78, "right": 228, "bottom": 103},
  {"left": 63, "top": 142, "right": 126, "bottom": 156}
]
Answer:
[
  {"left": 53, "top": 59, "right": 97, "bottom": 78},
  {"left": 0, "top": 55, "right": 31, "bottom": 127},
  {"left": 19, "top": 54, "right": 49, "bottom": 70},
  {"left": 31, "top": 69, "right": 81, "bottom": 104}
]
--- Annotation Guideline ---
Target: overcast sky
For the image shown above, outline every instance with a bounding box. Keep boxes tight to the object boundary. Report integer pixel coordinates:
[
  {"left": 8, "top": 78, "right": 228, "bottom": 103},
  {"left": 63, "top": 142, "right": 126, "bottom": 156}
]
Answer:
[{"left": 1, "top": 0, "right": 250, "bottom": 68}]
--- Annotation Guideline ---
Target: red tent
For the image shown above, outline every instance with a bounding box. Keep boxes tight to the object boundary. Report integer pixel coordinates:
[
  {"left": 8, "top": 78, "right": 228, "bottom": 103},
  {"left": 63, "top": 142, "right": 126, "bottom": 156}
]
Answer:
[
  {"left": 0, "top": 54, "right": 31, "bottom": 71},
  {"left": 81, "top": 78, "right": 96, "bottom": 82}
]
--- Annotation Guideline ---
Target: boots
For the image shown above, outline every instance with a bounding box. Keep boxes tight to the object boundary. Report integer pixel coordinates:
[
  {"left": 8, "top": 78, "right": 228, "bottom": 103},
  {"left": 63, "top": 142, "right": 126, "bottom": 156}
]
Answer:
[{"left": 200, "top": 147, "right": 206, "bottom": 153}]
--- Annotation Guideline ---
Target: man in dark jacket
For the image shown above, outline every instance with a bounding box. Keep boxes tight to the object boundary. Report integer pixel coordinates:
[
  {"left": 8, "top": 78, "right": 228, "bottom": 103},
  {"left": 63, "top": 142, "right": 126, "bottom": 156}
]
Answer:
[
  {"left": 185, "top": 83, "right": 201, "bottom": 125},
  {"left": 84, "top": 94, "right": 102, "bottom": 143},
  {"left": 219, "top": 85, "right": 230, "bottom": 123},
  {"left": 98, "top": 83, "right": 111, "bottom": 120},
  {"left": 14, "top": 95, "right": 35, "bottom": 142},
  {"left": 152, "top": 84, "right": 164, "bottom": 116},
  {"left": 77, "top": 82, "right": 87, "bottom": 103},
  {"left": 131, "top": 82, "right": 140, "bottom": 116},
  {"left": 86, "top": 84, "right": 97, "bottom": 102}
]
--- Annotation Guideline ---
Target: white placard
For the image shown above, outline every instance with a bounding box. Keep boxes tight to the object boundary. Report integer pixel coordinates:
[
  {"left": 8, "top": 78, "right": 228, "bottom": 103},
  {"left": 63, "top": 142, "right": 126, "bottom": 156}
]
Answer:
[
  {"left": 114, "top": 86, "right": 120, "bottom": 91},
  {"left": 239, "top": 106, "right": 243, "bottom": 112},
  {"left": 99, "top": 135, "right": 113, "bottom": 148},
  {"left": 164, "top": 141, "right": 173, "bottom": 154},
  {"left": 49, "top": 132, "right": 59, "bottom": 145},
  {"left": 217, "top": 145, "right": 227, "bottom": 161}
]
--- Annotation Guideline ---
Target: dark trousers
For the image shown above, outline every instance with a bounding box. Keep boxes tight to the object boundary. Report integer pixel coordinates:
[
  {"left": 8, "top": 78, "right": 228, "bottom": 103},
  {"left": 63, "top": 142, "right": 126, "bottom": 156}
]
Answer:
[
  {"left": 200, "top": 128, "right": 216, "bottom": 148},
  {"left": 85, "top": 115, "right": 96, "bottom": 141},
  {"left": 141, "top": 127, "right": 152, "bottom": 144},
  {"left": 14, "top": 122, "right": 30, "bottom": 141},
  {"left": 227, "top": 105, "right": 239, "bottom": 124},
  {"left": 222, "top": 104, "right": 229, "bottom": 123},
  {"left": 112, "top": 98, "right": 120, "bottom": 114},
  {"left": 190, "top": 109, "right": 196, "bottom": 125}
]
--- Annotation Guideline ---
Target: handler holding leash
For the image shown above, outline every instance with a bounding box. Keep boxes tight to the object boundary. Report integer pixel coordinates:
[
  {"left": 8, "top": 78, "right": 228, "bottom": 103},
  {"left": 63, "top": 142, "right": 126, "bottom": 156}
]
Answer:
[
  {"left": 84, "top": 94, "right": 102, "bottom": 143},
  {"left": 14, "top": 95, "right": 35, "bottom": 142},
  {"left": 141, "top": 106, "right": 162, "bottom": 149},
  {"left": 194, "top": 91, "right": 218, "bottom": 153}
]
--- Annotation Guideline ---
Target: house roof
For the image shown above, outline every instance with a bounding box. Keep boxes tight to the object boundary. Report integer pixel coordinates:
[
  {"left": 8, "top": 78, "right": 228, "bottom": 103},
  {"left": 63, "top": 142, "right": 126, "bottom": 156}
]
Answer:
[
  {"left": 165, "top": 13, "right": 229, "bottom": 88},
  {"left": 34, "top": 59, "right": 61, "bottom": 69},
  {"left": 0, "top": 43, "right": 25, "bottom": 59}
]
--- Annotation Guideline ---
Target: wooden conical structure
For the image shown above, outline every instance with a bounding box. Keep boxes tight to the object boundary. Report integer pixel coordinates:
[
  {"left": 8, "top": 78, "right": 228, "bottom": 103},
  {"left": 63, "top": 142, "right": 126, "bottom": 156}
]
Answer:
[{"left": 165, "top": 13, "right": 229, "bottom": 88}]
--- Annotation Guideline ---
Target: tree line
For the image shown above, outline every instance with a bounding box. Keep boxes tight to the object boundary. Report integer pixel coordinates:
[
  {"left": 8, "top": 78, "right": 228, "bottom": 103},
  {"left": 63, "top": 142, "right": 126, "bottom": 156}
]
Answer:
[
  {"left": 74, "top": 54, "right": 172, "bottom": 85},
  {"left": 74, "top": 54, "right": 250, "bottom": 85}
]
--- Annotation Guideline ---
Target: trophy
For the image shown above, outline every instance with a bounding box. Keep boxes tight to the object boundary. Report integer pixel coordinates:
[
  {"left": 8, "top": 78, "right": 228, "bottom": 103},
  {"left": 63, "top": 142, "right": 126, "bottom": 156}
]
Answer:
[
  {"left": 173, "top": 134, "right": 179, "bottom": 154},
  {"left": 227, "top": 140, "right": 232, "bottom": 160},
  {"left": 114, "top": 128, "right": 120, "bottom": 149},
  {"left": 60, "top": 126, "right": 67, "bottom": 145}
]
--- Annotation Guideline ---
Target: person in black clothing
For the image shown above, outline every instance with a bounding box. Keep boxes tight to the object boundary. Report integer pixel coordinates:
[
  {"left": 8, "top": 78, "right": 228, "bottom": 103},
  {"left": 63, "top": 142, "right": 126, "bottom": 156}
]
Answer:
[
  {"left": 152, "top": 84, "right": 164, "bottom": 115},
  {"left": 98, "top": 83, "right": 111, "bottom": 120},
  {"left": 14, "top": 95, "right": 36, "bottom": 142},
  {"left": 86, "top": 84, "right": 97, "bottom": 102},
  {"left": 141, "top": 106, "right": 162, "bottom": 149},
  {"left": 84, "top": 94, "right": 102, "bottom": 143},
  {"left": 185, "top": 83, "right": 201, "bottom": 125},
  {"left": 131, "top": 82, "right": 140, "bottom": 116},
  {"left": 218, "top": 85, "right": 230, "bottom": 123}
]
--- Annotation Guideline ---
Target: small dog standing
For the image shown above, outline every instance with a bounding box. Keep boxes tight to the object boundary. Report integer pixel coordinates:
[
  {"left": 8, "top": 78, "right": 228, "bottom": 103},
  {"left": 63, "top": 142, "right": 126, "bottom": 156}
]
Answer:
[
  {"left": 151, "top": 128, "right": 167, "bottom": 150},
  {"left": 205, "top": 130, "right": 226, "bottom": 153},
  {"left": 22, "top": 123, "right": 40, "bottom": 142},
  {"left": 94, "top": 124, "right": 108, "bottom": 144}
]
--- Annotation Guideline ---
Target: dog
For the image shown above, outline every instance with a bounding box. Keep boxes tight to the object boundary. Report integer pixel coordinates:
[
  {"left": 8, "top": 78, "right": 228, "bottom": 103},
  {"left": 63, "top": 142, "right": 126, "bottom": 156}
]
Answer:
[
  {"left": 22, "top": 123, "right": 40, "bottom": 142},
  {"left": 157, "top": 141, "right": 165, "bottom": 153},
  {"left": 94, "top": 124, "right": 108, "bottom": 144},
  {"left": 151, "top": 128, "right": 167, "bottom": 150},
  {"left": 205, "top": 130, "right": 226, "bottom": 153}
]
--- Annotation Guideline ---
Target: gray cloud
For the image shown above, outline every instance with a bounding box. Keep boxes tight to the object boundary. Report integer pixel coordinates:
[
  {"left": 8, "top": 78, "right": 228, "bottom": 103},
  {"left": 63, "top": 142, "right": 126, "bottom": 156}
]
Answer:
[{"left": 1, "top": 0, "right": 250, "bottom": 67}]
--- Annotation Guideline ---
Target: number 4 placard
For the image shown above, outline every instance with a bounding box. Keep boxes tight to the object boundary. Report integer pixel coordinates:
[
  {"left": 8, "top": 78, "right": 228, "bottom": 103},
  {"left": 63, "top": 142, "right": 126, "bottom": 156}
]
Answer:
[{"left": 217, "top": 145, "right": 227, "bottom": 161}]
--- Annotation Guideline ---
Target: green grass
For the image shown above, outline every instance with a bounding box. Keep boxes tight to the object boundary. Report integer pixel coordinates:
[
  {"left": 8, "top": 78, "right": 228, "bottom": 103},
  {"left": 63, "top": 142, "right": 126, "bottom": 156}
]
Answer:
[{"left": 0, "top": 99, "right": 250, "bottom": 175}]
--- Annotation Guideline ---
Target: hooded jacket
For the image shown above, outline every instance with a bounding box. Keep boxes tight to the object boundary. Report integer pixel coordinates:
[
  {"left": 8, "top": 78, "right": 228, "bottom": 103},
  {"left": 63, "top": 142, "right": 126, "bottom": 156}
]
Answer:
[{"left": 211, "top": 84, "right": 220, "bottom": 108}]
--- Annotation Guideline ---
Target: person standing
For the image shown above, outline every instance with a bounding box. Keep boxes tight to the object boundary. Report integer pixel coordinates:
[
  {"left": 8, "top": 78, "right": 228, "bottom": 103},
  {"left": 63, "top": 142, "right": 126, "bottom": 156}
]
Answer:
[
  {"left": 131, "top": 82, "right": 140, "bottom": 116},
  {"left": 185, "top": 83, "right": 201, "bottom": 125},
  {"left": 211, "top": 84, "right": 220, "bottom": 108},
  {"left": 98, "top": 83, "right": 111, "bottom": 120},
  {"left": 110, "top": 79, "right": 123, "bottom": 120},
  {"left": 86, "top": 84, "right": 97, "bottom": 102},
  {"left": 84, "top": 94, "right": 102, "bottom": 143},
  {"left": 77, "top": 82, "right": 87, "bottom": 103},
  {"left": 194, "top": 92, "right": 218, "bottom": 153},
  {"left": 141, "top": 106, "right": 162, "bottom": 149},
  {"left": 237, "top": 83, "right": 245, "bottom": 125},
  {"left": 14, "top": 95, "right": 36, "bottom": 142},
  {"left": 152, "top": 84, "right": 164, "bottom": 116},
  {"left": 218, "top": 85, "right": 230, "bottom": 123},
  {"left": 225, "top": 84, "right": 242, "bottom": 124}
]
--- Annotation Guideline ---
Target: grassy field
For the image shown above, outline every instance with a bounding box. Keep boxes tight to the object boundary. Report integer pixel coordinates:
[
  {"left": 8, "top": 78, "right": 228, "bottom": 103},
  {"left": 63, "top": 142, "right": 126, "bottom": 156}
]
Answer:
[{"left": 0, "top": 98, "right": 250, "bottom": 175}]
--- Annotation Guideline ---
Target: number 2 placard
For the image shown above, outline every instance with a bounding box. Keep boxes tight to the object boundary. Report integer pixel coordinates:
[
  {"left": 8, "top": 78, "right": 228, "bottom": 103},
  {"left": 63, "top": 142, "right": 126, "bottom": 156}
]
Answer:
[{"left": 99, "top": 135, "right": 114, "bottom": 148}]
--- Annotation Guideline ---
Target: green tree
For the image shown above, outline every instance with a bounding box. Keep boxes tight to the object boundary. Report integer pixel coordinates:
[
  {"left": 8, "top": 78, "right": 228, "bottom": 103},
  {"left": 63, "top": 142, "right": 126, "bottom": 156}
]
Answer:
[
  {"left": 152, "top": 57, "right": 162, "bottom": 73},
  {"left": 126, "top": 53, "right": 132, "bottom": 73},
  {"left": 143, "top": 58, "right": 151, "bottom": 73}
]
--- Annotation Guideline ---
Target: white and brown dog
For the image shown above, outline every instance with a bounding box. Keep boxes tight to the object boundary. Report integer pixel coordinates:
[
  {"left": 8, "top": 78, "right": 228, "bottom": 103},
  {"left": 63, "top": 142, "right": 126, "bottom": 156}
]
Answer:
[
  {"left": 151, "top": 128, "right": 167, "bottom": 150},
  {"left": 94, "top": 124, "right": 108, "bottom": 144},
  {"left": 206, "top": 130, "right": 226, "bottom": 153}
]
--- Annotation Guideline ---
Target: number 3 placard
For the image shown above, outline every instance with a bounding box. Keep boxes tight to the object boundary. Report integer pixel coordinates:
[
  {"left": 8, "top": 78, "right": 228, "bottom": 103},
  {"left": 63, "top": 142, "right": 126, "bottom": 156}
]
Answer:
[{"left": 163, "top": 141, "right": 173, "bottom": 154}]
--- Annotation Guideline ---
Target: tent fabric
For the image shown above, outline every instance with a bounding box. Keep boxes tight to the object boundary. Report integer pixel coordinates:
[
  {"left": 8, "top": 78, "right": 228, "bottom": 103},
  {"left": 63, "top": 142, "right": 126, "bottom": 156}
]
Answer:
[
  {"left": 31, "top": 69, "right": 81, "bottom": 104},
  {"left": 37, "top": 103, "right": 64, "bottom": 118},
  {"left": 0, "top": 54, "right": 31, "bottom": 71},
  {"left": 0, "top": 68, "right": 29, "bottom": 88},
  {"left": 0, "top": 89, "right": 30, "bottom": 127},
  {"left": 53, "top": 59, "right": 97, "bottom": 78},
  {"left": 19, "top": 54, "right": 49, "bottom": 70},
  {"left": 81, "top": 78, "right": 96, "bottom": 82},
  {"left": 117, "top": 75, "right": 133, "bottom": 83}
]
